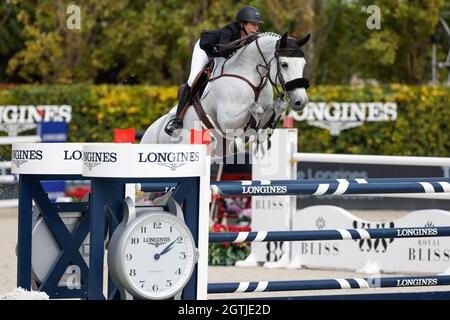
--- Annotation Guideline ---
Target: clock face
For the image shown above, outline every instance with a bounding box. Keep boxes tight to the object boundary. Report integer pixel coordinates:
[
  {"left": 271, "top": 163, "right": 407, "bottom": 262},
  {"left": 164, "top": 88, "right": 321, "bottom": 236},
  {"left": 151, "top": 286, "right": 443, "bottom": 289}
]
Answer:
[{"left": 121, "top": 213, "right": 196, "bottom": 299}]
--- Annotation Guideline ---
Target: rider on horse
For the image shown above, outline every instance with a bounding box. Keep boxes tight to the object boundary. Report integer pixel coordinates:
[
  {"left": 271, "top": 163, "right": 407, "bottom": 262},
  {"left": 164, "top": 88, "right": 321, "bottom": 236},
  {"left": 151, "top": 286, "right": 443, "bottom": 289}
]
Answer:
[{"left": 164, "top": 6, "right": 264, "bottom": 135}]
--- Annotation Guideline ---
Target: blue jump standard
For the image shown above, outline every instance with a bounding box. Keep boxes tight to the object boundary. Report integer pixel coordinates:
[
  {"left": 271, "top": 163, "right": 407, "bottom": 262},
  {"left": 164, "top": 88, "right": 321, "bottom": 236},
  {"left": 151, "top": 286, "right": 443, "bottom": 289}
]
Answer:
[
  {"left": 207, "top": 275, "right": 450, "bottom": 294},
  {"left": 209, "top": 226, "right": 450, "bottom": 243}
]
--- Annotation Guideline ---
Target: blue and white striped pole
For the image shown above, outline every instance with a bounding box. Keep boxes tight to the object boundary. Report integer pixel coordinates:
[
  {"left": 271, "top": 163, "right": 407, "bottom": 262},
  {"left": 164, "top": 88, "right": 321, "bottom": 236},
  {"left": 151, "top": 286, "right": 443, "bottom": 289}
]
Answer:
[
  {"left": 215, "top": 177, "right": 450, "bottom": 185},
  {"left": 208, "top": 275, "right": 450, "bottom": 294},
  {"left": 137, "top": 178, "right": 450, "bottom": 195},
  {"left": 210, "top": 179, "right": 450, "bottom": 196},
  {"left": 136, "top": 182, "right": 177, "bottom": 193},
  {"left": 209, "top": 226, "right": 450, "bottom": 243}
]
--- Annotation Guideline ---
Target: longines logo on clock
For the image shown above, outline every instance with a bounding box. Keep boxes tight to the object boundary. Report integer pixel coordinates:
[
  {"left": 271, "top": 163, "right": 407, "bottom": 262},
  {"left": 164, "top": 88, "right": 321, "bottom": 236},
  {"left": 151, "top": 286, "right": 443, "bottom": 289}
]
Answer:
[
  {"left": 138, "top": 151, "right": 200, "bottom": 171},
  {"left": 143, "top": 236, "right": 171, "bottom": 248},
  {"left": 83, "top": 151, "right": 117, "bottom": 170}
]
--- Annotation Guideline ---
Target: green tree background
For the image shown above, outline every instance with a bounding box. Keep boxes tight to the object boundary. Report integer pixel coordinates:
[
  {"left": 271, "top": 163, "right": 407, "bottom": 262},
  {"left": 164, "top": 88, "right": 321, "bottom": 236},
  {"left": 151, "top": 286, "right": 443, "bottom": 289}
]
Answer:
[{"left": 1, "top": 0, "right": 449, "bottom": 85}]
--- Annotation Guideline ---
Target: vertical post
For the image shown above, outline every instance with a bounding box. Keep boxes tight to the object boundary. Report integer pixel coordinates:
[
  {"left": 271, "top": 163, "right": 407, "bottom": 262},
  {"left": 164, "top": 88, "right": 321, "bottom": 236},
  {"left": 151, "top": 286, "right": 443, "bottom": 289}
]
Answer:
[
  {"left": 88, "top": 178, "right": 106, "bottom": 299},
  {"left": 17, "top": 175, "right": 34, "bottom": 289},
  {"left": 176, "top": 176, "right": 210, "bottom": 300},
  {"left": 288, "top": 129, "right": 298, "bottom": 265},
  {"left": 173, "top": 178, "right": 200, "bottom": 300},
  {"left": 88, "top": 178, "right": 124, "bottom": 299},
  {"left": 196, "top": 173, "right": 211, "bottom": 300},
  {"left": 106, "top": 179, "right": 127, "bottom": 300}
]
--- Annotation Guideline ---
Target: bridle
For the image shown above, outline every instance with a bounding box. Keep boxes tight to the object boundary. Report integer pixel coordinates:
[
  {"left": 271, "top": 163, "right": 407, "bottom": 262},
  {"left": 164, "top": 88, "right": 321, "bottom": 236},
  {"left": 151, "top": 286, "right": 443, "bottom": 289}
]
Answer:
[
  {"left": 204, "top": 34, "right": 309, "bottom": 103},
  {"left": 255, "top": 36, "right": 310, "bottom": 101},
  {"left": 193, "top": 34, "right": 310, "bottom": 131}
]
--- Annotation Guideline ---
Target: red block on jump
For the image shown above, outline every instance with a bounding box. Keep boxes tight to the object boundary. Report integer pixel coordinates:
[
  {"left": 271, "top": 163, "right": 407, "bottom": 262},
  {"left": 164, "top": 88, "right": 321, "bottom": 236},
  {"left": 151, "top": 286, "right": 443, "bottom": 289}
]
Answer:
[
  {"left": 190, "top": 129, "right": 211, "bottom": 145},
  {"left": 283, "top": 115, "right": 294, "bottom": 128},
  {"left": 114, "top": 128, "right": 136, "bottom": 143}
]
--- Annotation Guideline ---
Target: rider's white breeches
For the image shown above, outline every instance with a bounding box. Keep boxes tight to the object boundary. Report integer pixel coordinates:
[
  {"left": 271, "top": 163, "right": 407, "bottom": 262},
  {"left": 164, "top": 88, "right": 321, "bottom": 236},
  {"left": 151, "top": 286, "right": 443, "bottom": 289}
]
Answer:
[{"left": 187, "top": 39, "right": 210, "bottom": 87}]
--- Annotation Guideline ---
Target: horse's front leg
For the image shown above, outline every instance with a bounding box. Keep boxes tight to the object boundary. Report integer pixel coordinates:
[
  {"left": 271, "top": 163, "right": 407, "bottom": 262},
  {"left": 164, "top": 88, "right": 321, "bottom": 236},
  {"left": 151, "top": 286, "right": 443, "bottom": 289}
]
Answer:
[
  {"left": 259, "top": 98, "right": 288, "bottom": 129},
  {"left": 248, "top": 101, "right": 265, "bottom": 129}
]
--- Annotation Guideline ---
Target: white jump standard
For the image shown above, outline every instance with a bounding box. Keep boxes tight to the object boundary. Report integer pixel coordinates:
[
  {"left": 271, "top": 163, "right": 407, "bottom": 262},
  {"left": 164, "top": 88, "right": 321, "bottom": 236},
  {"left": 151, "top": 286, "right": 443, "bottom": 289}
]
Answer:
[{"left": 12, "top": 142, "right": 210, "bottom": 300}]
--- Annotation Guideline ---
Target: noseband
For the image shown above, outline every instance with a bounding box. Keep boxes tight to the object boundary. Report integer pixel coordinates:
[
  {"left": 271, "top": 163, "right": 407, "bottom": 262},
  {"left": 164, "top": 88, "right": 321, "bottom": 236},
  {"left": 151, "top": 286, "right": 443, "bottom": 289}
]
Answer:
[{"left": 274, "top": 40, "right": 310, "bottom": 95}]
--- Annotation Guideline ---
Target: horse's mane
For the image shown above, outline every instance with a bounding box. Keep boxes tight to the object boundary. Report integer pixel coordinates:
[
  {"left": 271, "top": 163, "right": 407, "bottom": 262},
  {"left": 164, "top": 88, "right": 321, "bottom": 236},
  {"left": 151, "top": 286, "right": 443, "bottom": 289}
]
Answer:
[
  {"left": 226, "top": 32, "right": 281, "bottom": 60},
  {"left": 259, "top": 32, "right": 282, "bottom": 39}
]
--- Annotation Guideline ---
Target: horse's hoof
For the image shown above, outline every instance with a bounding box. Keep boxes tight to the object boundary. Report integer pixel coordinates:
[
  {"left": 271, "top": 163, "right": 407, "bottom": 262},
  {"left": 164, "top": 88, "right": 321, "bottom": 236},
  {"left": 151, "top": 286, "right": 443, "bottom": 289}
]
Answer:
[{"left": 249, "top": 102, "right": 264, "bottom": 115}]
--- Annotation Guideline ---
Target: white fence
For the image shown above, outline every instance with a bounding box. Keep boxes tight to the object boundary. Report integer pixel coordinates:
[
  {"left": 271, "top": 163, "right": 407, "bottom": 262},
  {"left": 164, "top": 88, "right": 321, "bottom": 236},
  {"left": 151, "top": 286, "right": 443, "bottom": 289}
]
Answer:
[
  {"left": 293, "top": 152, "right": 450, "bottom": 167},
  {"left": 0, "top": 135, "right": 41, "bottom": 145},
  {"left": 292, "top": 152, "right": 450, "bottom": 200}
]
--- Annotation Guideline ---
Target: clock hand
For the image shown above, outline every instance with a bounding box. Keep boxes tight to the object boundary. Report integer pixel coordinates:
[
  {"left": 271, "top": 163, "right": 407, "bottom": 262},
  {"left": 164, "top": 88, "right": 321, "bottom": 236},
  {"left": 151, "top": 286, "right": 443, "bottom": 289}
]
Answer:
[
  {"left": 160, "top": 239, "right": 177, "bottom": 255},
  {"left": 154, "top": 237, "right": 181, "bottom": 260}
]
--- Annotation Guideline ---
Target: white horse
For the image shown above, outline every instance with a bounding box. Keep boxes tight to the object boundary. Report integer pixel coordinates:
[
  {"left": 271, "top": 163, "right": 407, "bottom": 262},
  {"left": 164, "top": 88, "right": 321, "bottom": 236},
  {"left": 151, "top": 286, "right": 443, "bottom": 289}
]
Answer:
[{"left": 140, "top": 32, "right": 310, "bottom": 158}]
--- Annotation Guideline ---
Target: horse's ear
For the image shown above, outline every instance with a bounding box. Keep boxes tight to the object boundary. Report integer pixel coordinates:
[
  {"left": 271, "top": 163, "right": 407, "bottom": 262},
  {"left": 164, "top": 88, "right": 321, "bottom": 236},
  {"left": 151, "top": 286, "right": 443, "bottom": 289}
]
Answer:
[
  {"left": 279, "top": 32, "right": 288, "bottom": 47},
  {"left": 296, "top": 34, "right": 310, "bottom": 47}
]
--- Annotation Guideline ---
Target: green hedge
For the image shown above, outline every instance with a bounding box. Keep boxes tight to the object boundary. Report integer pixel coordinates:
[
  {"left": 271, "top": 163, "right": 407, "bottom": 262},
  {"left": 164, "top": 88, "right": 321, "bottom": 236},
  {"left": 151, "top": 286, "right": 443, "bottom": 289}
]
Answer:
[
  {"left": 0, "top": 85, "right": 178, "bottom": 143},
  {"left": 296, "top": 85, "right": 450, "bottom": 156},
  {"left": 0, "top": 84, "right": 449, "bottom": 156}
]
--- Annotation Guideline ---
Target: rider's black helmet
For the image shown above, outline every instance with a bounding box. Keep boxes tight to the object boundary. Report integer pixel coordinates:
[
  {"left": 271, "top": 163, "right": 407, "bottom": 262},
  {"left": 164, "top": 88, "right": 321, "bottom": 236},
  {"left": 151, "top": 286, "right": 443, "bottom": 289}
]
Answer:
[{"left": 236, "top": 6, "right": 263, "bottom": 24}]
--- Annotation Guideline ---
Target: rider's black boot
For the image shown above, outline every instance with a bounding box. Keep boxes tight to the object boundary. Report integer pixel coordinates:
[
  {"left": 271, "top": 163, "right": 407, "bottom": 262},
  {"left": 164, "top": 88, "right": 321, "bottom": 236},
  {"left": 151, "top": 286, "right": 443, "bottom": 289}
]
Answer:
[{"left": 165, "top": 84, "right": 191, "bottom": 135}]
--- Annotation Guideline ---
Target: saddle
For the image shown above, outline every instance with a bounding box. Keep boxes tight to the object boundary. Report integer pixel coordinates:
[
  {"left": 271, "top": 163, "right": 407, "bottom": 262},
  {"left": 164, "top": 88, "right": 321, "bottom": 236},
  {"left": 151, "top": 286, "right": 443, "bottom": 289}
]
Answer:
[
  {"left": 177, "top": 33, "right": 259, "bottom": 120},
  {"left": 178, "top": 33, "right": 263, "bottom": 130},
  {"left": 178, "top": 60, "right": 214, "bottom": 120}
]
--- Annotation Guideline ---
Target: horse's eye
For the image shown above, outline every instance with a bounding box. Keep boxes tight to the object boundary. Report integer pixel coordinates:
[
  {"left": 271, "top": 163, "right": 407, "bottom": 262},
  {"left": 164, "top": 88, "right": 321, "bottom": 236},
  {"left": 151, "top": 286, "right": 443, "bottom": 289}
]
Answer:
[{"left": 281, "top": 62, "right": 288, "bottom": 68}]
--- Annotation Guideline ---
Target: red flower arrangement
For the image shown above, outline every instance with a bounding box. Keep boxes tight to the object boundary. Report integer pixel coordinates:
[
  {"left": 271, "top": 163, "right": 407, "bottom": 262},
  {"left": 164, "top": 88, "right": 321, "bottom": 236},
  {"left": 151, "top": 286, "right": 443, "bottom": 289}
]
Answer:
[{"left": 209, "top": 223, "right": 252, "bottom": 265}]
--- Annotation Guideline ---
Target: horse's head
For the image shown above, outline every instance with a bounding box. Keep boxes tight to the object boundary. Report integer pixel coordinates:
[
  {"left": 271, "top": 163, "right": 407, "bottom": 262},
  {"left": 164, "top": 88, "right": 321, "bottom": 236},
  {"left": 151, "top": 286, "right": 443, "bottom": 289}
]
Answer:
[{"left": 273, "top": 32, "right": 310, "bottom": 111}]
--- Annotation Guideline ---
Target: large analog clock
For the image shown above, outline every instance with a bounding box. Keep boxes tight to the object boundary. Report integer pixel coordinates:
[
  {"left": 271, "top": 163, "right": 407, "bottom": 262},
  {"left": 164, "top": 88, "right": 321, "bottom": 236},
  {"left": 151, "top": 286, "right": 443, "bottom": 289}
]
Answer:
[{"left": 108, "top": 196, "right": 198, "bottom": 300}]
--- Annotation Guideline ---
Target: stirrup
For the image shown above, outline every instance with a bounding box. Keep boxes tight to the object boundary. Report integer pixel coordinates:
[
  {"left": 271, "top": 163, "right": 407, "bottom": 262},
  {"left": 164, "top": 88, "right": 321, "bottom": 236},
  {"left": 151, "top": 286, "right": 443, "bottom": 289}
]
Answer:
[{"left": 165, "top": 118, "right": 183, "bottom": 135}]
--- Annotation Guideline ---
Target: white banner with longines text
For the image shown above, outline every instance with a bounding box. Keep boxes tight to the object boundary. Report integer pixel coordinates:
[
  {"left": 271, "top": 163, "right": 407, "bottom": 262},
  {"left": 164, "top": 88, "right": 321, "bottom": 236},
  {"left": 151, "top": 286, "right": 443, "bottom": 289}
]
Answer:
[
  {"left": 11, "top": 143, "right": 84, "bottom": 175},
  {"left": 82, "top": 144, "right": 208, "bottom": 178}
]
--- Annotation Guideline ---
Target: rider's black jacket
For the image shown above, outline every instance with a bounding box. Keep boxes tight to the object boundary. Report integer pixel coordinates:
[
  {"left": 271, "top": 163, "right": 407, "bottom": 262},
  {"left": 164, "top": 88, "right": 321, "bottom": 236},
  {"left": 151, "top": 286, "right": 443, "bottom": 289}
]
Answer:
[{"left": 200, "top": 22, "right": 242, "bottom": 58}]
